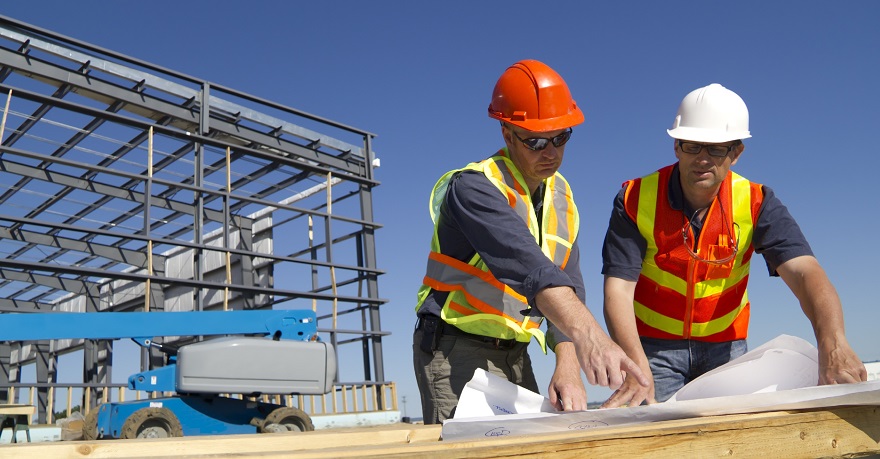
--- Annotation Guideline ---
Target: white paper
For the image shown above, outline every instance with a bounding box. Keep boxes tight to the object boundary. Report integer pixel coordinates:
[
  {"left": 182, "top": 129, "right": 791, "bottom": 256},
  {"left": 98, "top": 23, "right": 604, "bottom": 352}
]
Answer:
[
  {"left": 442, "top": 335, "right": 880, "bottom": 441},
  {"left": 668, "top": 334, "right": 819, "bottom": 401},
  {"left": 454, "top": 368, "right": 557, "bottom": 418}
]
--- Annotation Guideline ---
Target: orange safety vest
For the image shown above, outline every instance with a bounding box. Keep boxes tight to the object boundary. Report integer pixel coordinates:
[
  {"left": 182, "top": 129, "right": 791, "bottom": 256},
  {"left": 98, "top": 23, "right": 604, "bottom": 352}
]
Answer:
[
  {"left": 624, "top": 165, "right": 763, "bottom": 342},
  {"left": 415, "top": 149, "right": 579, "bottom": 353}
]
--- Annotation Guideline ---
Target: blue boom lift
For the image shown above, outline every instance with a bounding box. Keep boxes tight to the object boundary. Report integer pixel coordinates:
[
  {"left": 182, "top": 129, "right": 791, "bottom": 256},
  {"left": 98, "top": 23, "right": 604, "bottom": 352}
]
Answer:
[{"left": 2, "top": 309, "right": 336, "bottom": 439}]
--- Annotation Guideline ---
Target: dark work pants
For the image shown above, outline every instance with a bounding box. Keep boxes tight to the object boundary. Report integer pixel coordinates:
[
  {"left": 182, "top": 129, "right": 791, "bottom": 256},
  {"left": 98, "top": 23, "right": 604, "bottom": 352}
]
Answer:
[{"left": 413, "top": 326, "right": 537, "bottom": 424}]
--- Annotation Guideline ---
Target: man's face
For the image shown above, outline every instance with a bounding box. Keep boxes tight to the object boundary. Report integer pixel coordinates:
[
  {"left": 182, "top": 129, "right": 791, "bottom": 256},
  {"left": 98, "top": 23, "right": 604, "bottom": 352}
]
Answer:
[
  {"left": 502, "top": 124, "right": 569, "bottom": 193},
  {"left": 674, "top": 139, "right": 744, "bottom": 192}
]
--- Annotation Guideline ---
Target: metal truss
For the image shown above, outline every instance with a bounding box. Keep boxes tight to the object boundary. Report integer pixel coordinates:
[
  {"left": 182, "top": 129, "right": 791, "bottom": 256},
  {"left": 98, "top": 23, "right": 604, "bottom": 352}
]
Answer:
[{"left": 0, "top": 15, "right": 387, "bottom": 423}]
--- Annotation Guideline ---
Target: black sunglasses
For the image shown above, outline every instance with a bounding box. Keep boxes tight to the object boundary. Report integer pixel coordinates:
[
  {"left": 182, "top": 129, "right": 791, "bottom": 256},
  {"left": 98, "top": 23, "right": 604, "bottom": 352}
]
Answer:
[{"left": 511, "top": 128, "right": 573, "bottom": 151}]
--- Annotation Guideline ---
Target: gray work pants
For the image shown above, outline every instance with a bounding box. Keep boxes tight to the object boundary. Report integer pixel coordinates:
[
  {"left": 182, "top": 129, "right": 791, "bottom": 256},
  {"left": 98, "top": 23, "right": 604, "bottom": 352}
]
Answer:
[{"left": 413, "top": 326, "right": 537, "bottom": 424}]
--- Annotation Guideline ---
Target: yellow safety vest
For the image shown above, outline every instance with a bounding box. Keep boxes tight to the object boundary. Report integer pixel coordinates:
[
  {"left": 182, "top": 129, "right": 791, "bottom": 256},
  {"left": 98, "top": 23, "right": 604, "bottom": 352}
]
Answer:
[{"left": 415, "top": 149, "right": 579, "bottom": 352}]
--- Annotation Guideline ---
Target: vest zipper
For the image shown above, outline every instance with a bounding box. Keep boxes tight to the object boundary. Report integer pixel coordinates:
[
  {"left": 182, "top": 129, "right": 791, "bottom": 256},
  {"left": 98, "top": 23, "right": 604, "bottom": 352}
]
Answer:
[{"left": 682, "top": 201, "right": 716, "bottom": 339}]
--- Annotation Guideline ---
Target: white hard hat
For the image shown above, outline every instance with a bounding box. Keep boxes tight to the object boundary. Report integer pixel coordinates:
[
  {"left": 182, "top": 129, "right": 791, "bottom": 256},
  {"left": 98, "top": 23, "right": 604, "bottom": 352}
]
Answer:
[{"left": 667, "top": 83, "right": 751, "bottom": 143}]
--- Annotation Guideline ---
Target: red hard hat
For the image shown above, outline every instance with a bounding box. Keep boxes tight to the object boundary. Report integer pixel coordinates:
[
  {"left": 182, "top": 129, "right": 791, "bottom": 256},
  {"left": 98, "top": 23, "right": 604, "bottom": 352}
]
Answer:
[{"left": 488, "top": 60, "right": 584, "bottom": 132}]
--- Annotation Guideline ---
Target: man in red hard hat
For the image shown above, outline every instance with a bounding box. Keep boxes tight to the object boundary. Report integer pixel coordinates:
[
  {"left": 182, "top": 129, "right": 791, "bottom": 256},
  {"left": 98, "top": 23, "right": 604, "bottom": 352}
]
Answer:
[
  {"left": 413, "top": 60, "right": 647, "bottom": 424},
  {"left": 601, "top": 83, "right": 867, "bottom": 408}
]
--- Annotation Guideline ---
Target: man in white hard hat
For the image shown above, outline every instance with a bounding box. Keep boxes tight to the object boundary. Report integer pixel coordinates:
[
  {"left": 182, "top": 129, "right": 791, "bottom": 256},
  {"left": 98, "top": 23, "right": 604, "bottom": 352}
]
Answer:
[{"left": 600, "top": 83, "right": 867, "bottom": 407}]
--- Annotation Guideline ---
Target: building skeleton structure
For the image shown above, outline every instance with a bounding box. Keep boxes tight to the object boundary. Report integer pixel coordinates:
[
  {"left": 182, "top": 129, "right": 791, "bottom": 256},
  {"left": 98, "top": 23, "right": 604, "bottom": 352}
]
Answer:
[{"left": 0, "top": 15, "right": 387, "bottom": 424}]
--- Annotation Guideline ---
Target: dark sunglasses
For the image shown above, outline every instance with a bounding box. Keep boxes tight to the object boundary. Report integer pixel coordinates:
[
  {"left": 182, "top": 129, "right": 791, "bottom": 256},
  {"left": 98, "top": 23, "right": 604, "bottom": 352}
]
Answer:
[{"left": 511, "top": 128, "right": 573, "bottom": 151}]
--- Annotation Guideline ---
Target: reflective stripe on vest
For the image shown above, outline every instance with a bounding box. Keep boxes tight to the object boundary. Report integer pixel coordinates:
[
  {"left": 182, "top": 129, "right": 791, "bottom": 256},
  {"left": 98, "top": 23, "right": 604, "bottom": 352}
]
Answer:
[
  {"left": 417, "top": 149, "right": 579, "bottom": 352},
  {"left": 627, "top": 165, "right": 762, "bottom": 342}
]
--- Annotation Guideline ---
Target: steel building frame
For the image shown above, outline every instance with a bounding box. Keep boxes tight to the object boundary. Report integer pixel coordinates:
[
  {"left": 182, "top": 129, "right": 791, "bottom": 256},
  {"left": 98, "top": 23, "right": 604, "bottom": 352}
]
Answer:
[{"left": 0, "top": 15, "right": 387, "bottom": 423}]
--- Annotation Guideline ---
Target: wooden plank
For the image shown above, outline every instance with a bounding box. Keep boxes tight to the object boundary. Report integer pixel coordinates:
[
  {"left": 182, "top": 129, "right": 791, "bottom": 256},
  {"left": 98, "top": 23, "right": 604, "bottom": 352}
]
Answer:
[
  {"left": 0, "top": 423, "right": 440, "bottom": 459},
  {"left": 0, "top": 404, "right": 34, "bottom": 435},
  {"left": 1, "top": 406, "right": 877, "bottom": 459},
  {"left": 0, "top": 405, "right": 35, "bottom": 417},
  {"left": 300, "top": 406, "right": 880, "bottom": 459}
]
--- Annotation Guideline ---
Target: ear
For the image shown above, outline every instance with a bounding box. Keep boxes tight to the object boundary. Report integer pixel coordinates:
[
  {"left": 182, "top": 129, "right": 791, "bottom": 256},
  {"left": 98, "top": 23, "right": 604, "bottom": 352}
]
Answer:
[
  {"left": 501, "top": 123, "right": 514, "bottom": 147},
  {"left": 729, "top": 142, "right": 745, "bottom": 165},
  {"left": 673, "top": 139, "right": 683, "bottom": 161}
]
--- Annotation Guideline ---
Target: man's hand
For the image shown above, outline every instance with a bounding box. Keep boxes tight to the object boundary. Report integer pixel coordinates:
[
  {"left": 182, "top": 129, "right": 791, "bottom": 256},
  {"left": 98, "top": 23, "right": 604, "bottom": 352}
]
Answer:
[
  {"left": 573, "top": 328, "right": 649, "bottom": 390},
  {"left": 549, "top": 342, "right": 587, "bottom": 411},
  {"left": 601, "top": 362, "right": 656, "bottom": 408},
  {"left": 776, "top": 256, "right": 867, "bottom": 385},
  {"left": 818, "top": 338, "right": 868, "bottom": 385},
  {"left": 535, "top": 285, "right": 650, "bottom": 392}
]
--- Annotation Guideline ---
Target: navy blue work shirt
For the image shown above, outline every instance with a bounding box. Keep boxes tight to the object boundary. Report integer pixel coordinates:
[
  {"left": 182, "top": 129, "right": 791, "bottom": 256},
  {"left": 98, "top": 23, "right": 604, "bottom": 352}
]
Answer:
[
  {"left": 602, "top": 164, "right": 814, "bottom": 281},
  {"left": 417, "top": 169, "right": 585, "bottom": 350}
]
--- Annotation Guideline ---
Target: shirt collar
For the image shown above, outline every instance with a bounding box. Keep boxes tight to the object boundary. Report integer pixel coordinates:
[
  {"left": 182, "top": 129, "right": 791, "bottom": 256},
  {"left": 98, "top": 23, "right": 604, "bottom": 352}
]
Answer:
[{"left": 669, "top": 163, "right": 685, "bottom": 212}]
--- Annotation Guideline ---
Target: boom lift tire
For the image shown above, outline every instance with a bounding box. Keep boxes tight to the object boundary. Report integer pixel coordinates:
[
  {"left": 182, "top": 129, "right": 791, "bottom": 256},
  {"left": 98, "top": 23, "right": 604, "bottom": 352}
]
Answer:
[
  {"left": 260, "top": 406, "right": 314, "bottom": 433},
  {"left": 82, "top": 407, "right": 100, "bottom": 440},
  {"left": 121, "top": 407, "right": 184, "bottom": 439}
]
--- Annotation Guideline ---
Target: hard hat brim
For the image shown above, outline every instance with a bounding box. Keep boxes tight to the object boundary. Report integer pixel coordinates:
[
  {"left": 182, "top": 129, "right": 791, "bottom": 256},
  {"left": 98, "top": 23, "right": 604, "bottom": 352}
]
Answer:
[
  {"left": 491, "top": 109, "right": 585, "bottom": 132},
  {"left": 667, "top": 126, "right": 751, "bottom": 143}
]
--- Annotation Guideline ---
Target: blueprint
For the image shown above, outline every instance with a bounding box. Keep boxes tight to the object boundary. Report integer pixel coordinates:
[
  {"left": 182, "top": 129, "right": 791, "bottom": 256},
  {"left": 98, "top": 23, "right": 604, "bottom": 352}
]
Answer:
[{"left": 442, "top": 335, "right": 880, "bottom": 441}]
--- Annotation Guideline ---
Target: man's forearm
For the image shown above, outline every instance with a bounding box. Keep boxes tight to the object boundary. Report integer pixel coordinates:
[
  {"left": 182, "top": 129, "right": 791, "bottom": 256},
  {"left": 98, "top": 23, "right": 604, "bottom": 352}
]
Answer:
[
  {"left": 603, "top": 276, "right": 648, "bottom": 365},
  {"left": 778, "top": 256, "right": 847, "bottom": 346},
  {"left": 534, "top": 286, "right": 599, "bottom": 342},
  {"left": 535, "top": 284, "right": 649, "bottom": 389},
  {"left": 778, "top": 255, "right": 867, "bottom": 383}
]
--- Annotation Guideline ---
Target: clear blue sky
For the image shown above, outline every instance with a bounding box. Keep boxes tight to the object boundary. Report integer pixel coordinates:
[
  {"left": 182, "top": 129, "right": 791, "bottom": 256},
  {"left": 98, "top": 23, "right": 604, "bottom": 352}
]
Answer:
[{"left": 4, "top": 1, "right": 878, "bottom": 418}]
